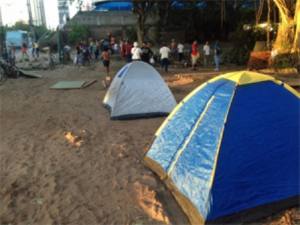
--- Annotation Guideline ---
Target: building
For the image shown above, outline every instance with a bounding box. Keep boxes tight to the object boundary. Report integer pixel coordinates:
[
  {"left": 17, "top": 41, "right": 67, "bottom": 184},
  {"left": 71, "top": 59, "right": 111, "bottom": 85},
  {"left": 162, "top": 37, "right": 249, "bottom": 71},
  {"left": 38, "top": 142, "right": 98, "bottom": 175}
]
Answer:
[
  {"left": 57, "top": 0, "right": 69, "bottom": 25},
  {"left": 29, "top": 0, "right": 47, "bottom": 26},
  {"left": 58, "top": 0, "right": 92, "bottom": 26}
]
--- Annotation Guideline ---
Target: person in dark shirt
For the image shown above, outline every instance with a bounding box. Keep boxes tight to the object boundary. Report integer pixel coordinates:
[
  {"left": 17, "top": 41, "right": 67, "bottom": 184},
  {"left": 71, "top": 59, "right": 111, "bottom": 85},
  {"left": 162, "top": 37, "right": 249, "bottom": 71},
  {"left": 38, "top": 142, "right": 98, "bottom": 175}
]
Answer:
[
  {"left": 124, "top": 40, "right": 133, "bottom": 62},
  {"left": 101, "top": 47, "right": 111, "bottom": 88},
  {"left": 214, "top": 41, "right": 222, "bottom": 71},
  {"left": 82, "top": 45, "right": 91, "bottom": 66},
  {"left": 141, "top": 42, "right": 153, "bottom": 64}
]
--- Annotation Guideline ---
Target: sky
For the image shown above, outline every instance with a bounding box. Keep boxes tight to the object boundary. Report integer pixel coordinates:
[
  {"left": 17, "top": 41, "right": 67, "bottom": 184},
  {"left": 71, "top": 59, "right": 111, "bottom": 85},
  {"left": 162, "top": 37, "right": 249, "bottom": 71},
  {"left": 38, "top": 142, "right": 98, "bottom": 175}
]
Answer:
[{"left": 0, "top": 0, "right": 59, "bottom": 29}]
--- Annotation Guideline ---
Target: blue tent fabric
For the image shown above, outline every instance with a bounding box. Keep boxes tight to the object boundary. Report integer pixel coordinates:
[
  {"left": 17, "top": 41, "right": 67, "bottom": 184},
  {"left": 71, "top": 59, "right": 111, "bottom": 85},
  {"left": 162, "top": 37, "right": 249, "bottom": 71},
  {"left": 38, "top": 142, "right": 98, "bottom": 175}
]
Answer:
[
  {"left": 209, "top": 81, "right": 300, "bottom": 220},
  {"left": 170, "top": 80, "right": 236, "bottom": 219},
  {"left": 147, "top": 79, "right": 233, "bottom": 175},
  {"left": 144, "top": 71, "right": 300, "bottom": 225}
]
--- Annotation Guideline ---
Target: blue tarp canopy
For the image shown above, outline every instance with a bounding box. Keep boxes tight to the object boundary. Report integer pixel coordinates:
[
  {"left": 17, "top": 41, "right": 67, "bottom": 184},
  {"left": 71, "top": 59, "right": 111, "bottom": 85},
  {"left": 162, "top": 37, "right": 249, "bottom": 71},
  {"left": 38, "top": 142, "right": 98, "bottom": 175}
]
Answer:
[
  {"left": 93, "top": 0, "right": 207, "bottom": 11},
  {"left": 94, "top": 1, "right": 133, "bottom": 11},
  {"left": 171, "top": 0, "right": 207, "bottom": 9}
]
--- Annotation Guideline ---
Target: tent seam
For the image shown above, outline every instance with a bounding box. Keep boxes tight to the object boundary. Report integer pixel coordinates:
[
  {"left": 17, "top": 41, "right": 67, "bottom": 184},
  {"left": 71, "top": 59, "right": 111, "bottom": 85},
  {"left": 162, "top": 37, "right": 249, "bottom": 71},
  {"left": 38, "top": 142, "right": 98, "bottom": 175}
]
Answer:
[
  {"left": 166, "top": 80, "right": 233, "bottom": 177},
  {"left": 111, "top": 64, "right": 132, "bottom": 117},
  {"left": 166, "top": 96, "right": 216, "bottom": 176},
  {"left": 204, "top": 82, "right": 238, "bottom": 219}
]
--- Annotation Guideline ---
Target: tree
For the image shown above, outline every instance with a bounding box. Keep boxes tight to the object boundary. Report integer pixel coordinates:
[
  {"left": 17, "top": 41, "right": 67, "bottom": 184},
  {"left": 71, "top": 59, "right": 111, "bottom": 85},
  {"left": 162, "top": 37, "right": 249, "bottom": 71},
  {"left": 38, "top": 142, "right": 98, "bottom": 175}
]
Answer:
[
  {"left": 293, "top": 0, "right": 300, "bottom": 51},
  {"left": 68, "top": 23, "right": 89, "bottom": 44},
  {"left": 273, "top": 0, "right": 299, "bottom": 52},
  {"left": 157, "top": 0, "right": 171, "bottom": 30},
  {"left": 8, "top": 21, "right": 49, "bottom": 41},
  {"left": 132, "top": 0, "right": 156, "bottom": 44}
]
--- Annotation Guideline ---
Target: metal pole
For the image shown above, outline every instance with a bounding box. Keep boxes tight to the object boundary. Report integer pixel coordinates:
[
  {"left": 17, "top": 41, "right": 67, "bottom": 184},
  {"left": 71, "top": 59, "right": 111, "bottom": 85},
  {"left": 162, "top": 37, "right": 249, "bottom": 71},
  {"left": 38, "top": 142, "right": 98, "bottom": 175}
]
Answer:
[
  {"left": 57, "top": 27, "right": 63, "bottom": 63},
  {"left": 0, "top": 25, "right": 5, "bottom": 57},
  {"left": 27, "top": 0, "right": 36, "bottom": 42}
]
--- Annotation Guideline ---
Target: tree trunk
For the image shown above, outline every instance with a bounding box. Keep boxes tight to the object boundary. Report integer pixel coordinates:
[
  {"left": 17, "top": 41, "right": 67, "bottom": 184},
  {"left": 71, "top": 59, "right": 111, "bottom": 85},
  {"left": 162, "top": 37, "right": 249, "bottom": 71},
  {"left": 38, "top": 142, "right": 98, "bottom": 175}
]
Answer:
[
  {"left": 293, "top": 0, "right": 300, "bottom": 52},
  {"left": 273, "top": 0, "right": 294, "bottom": 52},
  {"left": 137, "top": 14, "right": 145, "bottom": 45}
]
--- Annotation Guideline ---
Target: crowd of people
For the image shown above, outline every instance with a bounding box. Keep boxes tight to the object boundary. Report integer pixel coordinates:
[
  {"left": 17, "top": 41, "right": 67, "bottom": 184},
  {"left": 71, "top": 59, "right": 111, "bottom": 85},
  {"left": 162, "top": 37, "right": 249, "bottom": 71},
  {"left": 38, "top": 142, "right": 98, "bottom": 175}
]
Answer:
[
  {"left": 5, "top": 31, "right": 222, "bottom": 89},
  {"left": 73, "top": 33, "right": 222, "bottom": 68},
  {"left": 72, "top": 34, "right": 223, "bottom": 88}
]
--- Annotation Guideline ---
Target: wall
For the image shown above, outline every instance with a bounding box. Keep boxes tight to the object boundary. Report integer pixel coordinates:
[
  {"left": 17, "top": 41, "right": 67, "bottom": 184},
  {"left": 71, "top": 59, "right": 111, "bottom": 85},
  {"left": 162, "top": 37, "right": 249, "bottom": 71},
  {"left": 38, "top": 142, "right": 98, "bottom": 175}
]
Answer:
[{"left": 66, "top": 11, "right": 159, "bottom": 41}]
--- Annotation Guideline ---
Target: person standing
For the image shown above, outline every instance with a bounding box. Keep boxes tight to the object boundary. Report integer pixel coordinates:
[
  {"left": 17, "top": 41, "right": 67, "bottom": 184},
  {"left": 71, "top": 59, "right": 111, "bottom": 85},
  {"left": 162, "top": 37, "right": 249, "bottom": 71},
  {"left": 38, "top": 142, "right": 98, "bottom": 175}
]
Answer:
[
  {"left": 21, "top": 42, "right": 29, "bottom": 61},
  {"left": 101, "top": 47, "right": 111, "bottom": 88},
  {"left": 120, "top": 40, "right": 125, "bottom": 58},
  {"left": 35, "top": 42, "right": 40, "bottom": 58},
  {"left": 31, "top": 41, "right": 36, "bottom": 58},
  {"left": 191, "top": 40, "right": 200, "bottom": 70},
  {"left": 177, "top": 42, "right": 184, "bottom": 62},
  {"left": 170, "top": 39, "right": 177, "bottom": 61},
  {"left": 82, "top": 44, "right": 91, "bottom": 66},
  {"left": 124, "top": 41, "right": 132, "bottom": 62},
  {"left": 8, "top": 44, "right": 16, "bottom": 66},
  {"left": 203, "top": 41, "right": 210, "bottom": 67},
  {"left": 131, "top": 42, "right": 142, "bottom": 61},
  {"left": 75, "top": 43, "right": 82, "bottom": 65},
  {"left": 214, "top": 41, "right": 221, "bottom": 71},
  {"left": 95, "top": 40, "right": 100, "bottom": 60},
  {"left": 159, "top": 43, "right": 171, "bottom": 72},
  {"left": 110, "top": 35, "right": 116, "bottom": 54},
  {"left": 141, "top": 42, "right": 153, "bottom": 63}
]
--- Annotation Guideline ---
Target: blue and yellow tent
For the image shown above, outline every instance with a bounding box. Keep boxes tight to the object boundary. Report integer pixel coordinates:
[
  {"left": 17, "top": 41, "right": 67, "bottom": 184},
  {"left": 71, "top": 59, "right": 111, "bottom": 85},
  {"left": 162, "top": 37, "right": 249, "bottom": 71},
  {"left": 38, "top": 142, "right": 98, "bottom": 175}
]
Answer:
[{"left": 144, "top": 71, "right": 300, "bottom": 224}]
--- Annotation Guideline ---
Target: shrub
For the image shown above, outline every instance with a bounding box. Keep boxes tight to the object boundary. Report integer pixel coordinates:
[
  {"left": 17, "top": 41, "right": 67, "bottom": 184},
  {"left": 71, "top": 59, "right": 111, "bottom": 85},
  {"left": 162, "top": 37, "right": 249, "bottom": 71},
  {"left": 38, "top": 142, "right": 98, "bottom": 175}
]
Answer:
[
  {"left": 272, "top": 53, "right": 299, "bottom": 69},
  {"left": 221, "top": 24, "right": 266, "bottom": 65}
]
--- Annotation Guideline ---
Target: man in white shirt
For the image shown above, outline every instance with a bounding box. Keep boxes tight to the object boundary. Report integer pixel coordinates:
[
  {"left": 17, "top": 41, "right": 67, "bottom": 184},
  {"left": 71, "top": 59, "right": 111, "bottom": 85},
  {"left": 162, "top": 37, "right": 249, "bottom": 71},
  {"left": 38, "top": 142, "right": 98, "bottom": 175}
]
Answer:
[
  {"left": 177, "top": 43, "right": 184, "bottom": 62},
  {"left": 203, "top": 41, "right": 210, "bottom": 66},
  {"left": 159, "top": 44, "right": 171, "bottom": 72},
  {"left": 131, "top": 42, "right": 142, "bottom": 61}
]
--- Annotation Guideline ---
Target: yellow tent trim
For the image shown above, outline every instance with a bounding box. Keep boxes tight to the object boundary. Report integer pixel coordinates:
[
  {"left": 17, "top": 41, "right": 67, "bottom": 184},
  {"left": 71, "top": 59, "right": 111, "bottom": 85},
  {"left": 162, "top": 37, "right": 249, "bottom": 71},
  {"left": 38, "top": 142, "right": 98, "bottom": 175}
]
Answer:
[
  {"left": 144, "top": 156, "right": 167, "bottom": 180},
  {"left": 209, "top": 71, "right": 277, "bottom": 85},
  {"left": 282, "top": 83, "right": 300, "bottom": 98},
  {"left": 165, "top": 178, "right": 205, "bottom": 225},
  {"left": 157, "top": 71, "right": 299, "bottom": 137},
  {"left": 227, "top": 71, "right": 276, "bottom": 85}
]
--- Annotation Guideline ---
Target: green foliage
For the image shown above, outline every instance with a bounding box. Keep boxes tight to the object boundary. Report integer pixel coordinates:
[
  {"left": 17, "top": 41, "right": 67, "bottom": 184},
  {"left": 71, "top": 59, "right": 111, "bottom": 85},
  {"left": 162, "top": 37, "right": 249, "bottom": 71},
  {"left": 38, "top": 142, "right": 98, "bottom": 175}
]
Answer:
[
  {"left": 221, "top": 25, "right": 265, "bottom": 65},
  {"left": 124, "top": 27, "right": 137, "bottom": 42},
  {"left": 272, "top": 53, "right": 298, "bottom": 69},
  {"left": 68, "top": 24, "right": 90, "bottom": 44},
  {"left": 222, "top": 45, "right": 251, "bottom": 65},
  {"left": 157, "top": 0, "right": 259, "bottom": 41},
  {"left": 6, "top": 21, "right": 50, "bottom": 41},
  {"left": 12, "top": 21, "right": 30, "bottom": 31}
]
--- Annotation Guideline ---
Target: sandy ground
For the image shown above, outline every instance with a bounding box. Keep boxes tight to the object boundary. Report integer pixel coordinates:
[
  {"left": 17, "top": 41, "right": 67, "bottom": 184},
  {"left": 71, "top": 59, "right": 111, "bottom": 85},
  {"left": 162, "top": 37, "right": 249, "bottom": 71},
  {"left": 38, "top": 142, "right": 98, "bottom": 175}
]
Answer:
[{"left": 0, "top": 59, "right": 299, "bottom": 225}]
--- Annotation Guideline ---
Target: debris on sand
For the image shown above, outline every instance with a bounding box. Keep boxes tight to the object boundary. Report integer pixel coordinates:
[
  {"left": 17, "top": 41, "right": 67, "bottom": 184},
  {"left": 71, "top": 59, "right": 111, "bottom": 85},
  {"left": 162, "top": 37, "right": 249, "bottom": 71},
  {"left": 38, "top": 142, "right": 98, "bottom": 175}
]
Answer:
[
  {"left": 64, "top": 131, "right": 83, "bottom": 147},
  {"left": 167, "top": 75, "right": 194, "bottom": 87},
  {"left": 134, "top": 181, "right": 170, "bottom": 224},
  {"left": 50, "top": 80, "right": 97, "bottom": 90}
]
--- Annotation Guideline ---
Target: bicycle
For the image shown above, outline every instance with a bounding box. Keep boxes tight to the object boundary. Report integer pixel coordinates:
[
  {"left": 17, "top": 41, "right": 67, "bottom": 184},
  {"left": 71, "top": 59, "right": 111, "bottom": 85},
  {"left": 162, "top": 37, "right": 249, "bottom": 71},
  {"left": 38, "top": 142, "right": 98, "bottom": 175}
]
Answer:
[{"left": 0, "top": 58, "right": 20, "bottom": 85}]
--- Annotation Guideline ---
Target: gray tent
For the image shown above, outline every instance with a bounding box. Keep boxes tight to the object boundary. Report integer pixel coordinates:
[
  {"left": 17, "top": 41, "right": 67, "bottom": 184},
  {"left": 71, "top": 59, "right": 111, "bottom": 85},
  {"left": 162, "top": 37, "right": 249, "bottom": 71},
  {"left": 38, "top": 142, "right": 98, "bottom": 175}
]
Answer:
[{"left": 103, "top": 61, "right": 177, "bottom": 119}]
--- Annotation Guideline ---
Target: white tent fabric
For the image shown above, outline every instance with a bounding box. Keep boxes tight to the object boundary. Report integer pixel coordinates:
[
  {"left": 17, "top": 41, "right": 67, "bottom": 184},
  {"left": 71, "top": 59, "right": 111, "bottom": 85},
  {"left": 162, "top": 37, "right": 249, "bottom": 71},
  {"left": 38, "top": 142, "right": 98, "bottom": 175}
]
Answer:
[{"left": 103, "top": 61, "right": 177, "bottom": 119}]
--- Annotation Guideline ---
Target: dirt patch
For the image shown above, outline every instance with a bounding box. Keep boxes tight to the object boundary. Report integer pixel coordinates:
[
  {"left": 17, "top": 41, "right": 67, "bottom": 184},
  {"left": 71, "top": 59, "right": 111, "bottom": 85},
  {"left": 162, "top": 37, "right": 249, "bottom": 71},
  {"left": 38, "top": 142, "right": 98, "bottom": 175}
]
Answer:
[{"left": 0, "top": 63, "right": 298, "bottom": 225}]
